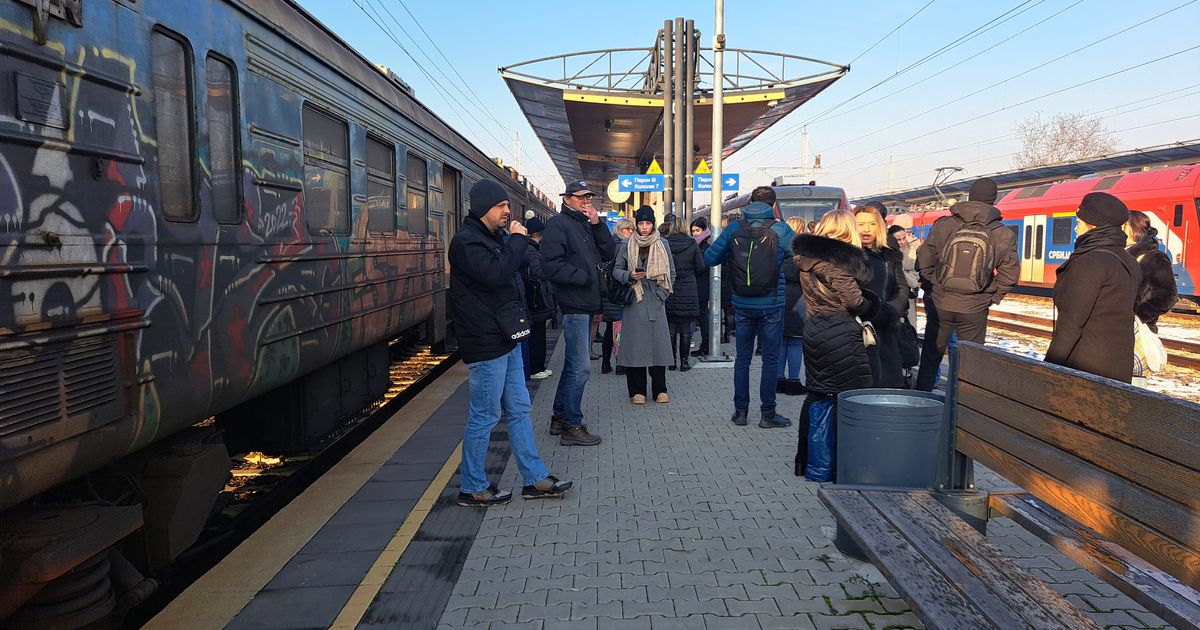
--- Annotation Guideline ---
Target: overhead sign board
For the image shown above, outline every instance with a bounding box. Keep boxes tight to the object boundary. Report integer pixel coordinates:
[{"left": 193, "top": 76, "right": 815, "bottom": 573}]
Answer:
[
  {"left": 618, "top": 174, "right": 664, "bottom": 192},
  {"left": 693, "top": 173, "right": 740, "bottom": 192}
]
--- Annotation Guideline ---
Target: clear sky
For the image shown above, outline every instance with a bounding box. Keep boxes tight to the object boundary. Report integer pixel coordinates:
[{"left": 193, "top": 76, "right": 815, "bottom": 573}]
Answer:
[{"left": 296, "top": 0, "right": 1200, "bottom": 202}]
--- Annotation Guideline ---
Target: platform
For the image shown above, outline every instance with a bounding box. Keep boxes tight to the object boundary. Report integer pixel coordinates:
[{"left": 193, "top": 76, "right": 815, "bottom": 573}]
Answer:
[{"left": 149, "top": 331, "right": 1168, "bottom": 630}]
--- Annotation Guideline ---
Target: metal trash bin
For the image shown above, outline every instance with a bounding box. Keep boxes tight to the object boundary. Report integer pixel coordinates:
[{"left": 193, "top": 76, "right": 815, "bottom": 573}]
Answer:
[{"left": 836, "top": 389, "right": 946, "bottom": 488}]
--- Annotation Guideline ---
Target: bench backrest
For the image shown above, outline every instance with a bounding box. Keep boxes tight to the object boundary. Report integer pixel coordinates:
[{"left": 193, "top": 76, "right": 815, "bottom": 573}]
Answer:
[{"left": 950, "top": 341, "right": 1200, "bottom": 590}]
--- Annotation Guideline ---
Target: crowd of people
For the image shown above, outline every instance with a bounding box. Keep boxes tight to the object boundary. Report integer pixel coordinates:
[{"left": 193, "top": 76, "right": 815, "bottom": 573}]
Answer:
[{"left": 447, "top": 175, "right": 1178, "bottom": 504}]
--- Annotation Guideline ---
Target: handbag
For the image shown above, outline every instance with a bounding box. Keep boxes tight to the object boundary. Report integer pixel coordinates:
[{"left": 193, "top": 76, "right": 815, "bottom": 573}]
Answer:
[
  {"left": 857, "top": 316, "right": 877, "bottom": 348},
  {"left": 608, "top": 274, "right": 635, "bottom": 306},
  {"left": 1134, "top": 317, "right": 1167, "bottom": 373}
]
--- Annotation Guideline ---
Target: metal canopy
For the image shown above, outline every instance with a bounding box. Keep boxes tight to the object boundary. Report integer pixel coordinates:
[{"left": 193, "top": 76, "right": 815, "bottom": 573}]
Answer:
[
  {"left": 501, "top": 45, "right": 847, "bottom": 205},
  {"left": 853, "top": 140, "right": 1200, "bottom": 206}
]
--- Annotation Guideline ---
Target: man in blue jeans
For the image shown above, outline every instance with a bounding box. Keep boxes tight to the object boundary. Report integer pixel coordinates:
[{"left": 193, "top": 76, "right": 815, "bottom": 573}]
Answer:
[
  {"left": 540, "top": 181, "right": 616, "bottom": 446},
  {"left": 704, "top": 189, "right": 796, "bottom": 428},
  {"left": 448, "top": 179, "right": 572, "bottom": 506}
]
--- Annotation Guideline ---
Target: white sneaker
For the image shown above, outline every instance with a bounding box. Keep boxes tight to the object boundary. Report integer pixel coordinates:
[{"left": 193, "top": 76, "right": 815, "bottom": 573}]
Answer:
[{"left": 531, "top": 370, "right": 553, "bottom": 380}]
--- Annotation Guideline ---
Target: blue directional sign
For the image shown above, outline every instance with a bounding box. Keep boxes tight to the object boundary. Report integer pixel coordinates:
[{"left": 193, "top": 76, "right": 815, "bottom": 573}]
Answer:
[
  {"left": 617, "top": 174, "right": 664, "bottom": 192},
  {"left": 693, "top": 173, "right": 740, "bottom": 192}
]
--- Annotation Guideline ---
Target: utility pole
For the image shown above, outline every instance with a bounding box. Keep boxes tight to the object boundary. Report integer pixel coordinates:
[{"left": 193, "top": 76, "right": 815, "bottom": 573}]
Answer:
[
  {"left": 705, "top": 0, "right": 729, "bottom": 362},
  {"left": 673, "top": 17, "right": 686, "bottom": 222},
  {"left": 662, "top": 20, "right": 674, "bottom": 217},
  {"left": 800, "top": 126, "right": 810, "bottom": 181},
  {"left": 684, "top": 19, "right": 696, "bottom": 224}
]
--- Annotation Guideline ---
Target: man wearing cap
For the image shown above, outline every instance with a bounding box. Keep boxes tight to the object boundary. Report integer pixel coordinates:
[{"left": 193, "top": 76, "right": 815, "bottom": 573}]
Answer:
[
  {"left": 540, "top": 181, "right": 616, "bottom": 445},
  {"left": 914, "top": 177, "right": 1019, "bottom": 391},
  {"left": 449, "top": 179, "right": 572, "bottom": 506},
  {"left": 1046, "top": 192, "right": 1139, "bottom": 382}
]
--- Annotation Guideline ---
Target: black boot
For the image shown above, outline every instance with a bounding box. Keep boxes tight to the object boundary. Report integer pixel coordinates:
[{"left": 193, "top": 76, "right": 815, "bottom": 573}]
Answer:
[
  {"left": 786, "top": 379, "right": 806, "bottom": 396},
  {"left": 776, "top": 379, "right": 788, "bottom": 394},
  {"left": 669, "top": 333, "right": 678, "bottom": 370},
  {"left": 679, "top": 333, "right": 692, "bottom": 371}
]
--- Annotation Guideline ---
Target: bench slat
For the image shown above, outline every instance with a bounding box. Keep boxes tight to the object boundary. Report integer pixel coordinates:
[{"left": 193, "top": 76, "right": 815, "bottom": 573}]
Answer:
[
  {"left": 957, "top": 430, "right": 1200, "bottom": 589},
  {"left": 991, "top": 492, "right": 1200, "bottom": 630},
  {"left": 871, "top": 491, "right": 1099, "bottom": 629},
  {"left": 959, "top": 382, "right": 1200, "bottom": 511},
  {"left": 958, "top": 343, "right": 1200, "bottom": 468},
  {"left": 819, "top": 488, "right": 1001, "bottom": 630}
]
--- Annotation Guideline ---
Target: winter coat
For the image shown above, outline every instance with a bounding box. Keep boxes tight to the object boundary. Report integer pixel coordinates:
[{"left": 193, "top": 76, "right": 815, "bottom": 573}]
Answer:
[
  {"left": 540, "top": 204, "right": 617, "bottom": 314},
  {"left": 519, "top": 240, "right": 556, "bottom": 321},
  {"left": 703, "top": 202, "right": 796, "bottom": 311},
  {"left": 792, "top": 234, "right": 880, "bottom": 395},
  {"left": 665, "top": 233, "right": 706, "bottom": 323},
  {"left": 782, "top": 259, "right": 806, "bottom": 338},
  {"left": 1127, "top": 228, "right": 1177, "bottom": 333},
  {"left": 602, "top": 237, "right": 625, "bottom": 322},
  {"left": 865, "top": 247, "right": 910, "bottom": 388},
  {"left": 612, "top": 238, "right": 676, "bottom": 367},
  {"left": 448, "top": 216, "right": 529, "bottom": 364},
  {"left": 915, "top": 200, "right": 1019, "bottom": 314},
  {"left": 1045, "top": 226, "right": 1139, "bottom": 383},
  {"left": 695, "top": 237, "right": 712, "bottom": 310}
]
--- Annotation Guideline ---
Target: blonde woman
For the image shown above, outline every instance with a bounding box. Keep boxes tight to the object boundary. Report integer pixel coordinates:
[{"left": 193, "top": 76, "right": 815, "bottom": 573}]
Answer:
[
  {"left": 854, "top": 206, "right": 910, "bottom": 388},
  {"left": 791, "top": 210, "right": 879, "bottom": 481}
]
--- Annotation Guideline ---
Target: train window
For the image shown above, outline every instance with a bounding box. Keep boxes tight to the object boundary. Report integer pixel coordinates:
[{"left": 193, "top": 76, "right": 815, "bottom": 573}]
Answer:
[
  {"left": 151, "top": 30, "right": 196, "bottom": 221},
  {"left": 406, "top": 154, "right": 428, "bottom": 234},
  {"left": 1035, "top": 224, "right": 1044, "bottom": 260},
  {"left": 1174, "top": 204, "right": 1184, "bottom": 227},
  {"left": 1092, "top": 176, "right": 1122, "bottom": 191},
  {"left": 1016, "top": 185, "right": 1052, "bottom": 199},
  {"left": 1023, "top": 225, "right": 1032, "bottom": 259},
  {"left": 302, "top": 106, "right": 350, "bottom": 234},
  {"left": 205, "top": 55, "right": 240, "bottom": 224},
  {"left": 1051, "top": 217, "right": 1073, "bottom": 245},
  {"left": 366, "top": 136, "right": 395, "bottom": 233}
]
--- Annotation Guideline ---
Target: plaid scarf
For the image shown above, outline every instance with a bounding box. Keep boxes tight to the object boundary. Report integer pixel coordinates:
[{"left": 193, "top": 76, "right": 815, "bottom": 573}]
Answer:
[{"left": 628, "top": 232, "right": 672, "bottom": 302}]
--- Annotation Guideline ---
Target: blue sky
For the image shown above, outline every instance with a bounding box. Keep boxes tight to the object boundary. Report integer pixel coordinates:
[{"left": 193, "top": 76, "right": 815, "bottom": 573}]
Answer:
[{"left": 297, "top": 0, "right": 1200, "bottom": 201}]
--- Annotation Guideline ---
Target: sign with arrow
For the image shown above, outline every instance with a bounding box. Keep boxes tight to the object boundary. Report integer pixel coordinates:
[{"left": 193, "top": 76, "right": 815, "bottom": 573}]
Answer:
[
  {"left": 692, "top": 173, "right": 740, "bottom": 192},
  {"left": 617, "top": 174, "right": 664, "bottom": 192}
]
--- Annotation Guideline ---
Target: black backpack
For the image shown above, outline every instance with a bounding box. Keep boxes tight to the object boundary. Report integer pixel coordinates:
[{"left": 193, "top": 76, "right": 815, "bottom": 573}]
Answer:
[
  {"left": 728, "top": 220, "right": 779, "bottom": 297},
  {"left": 935, "top": 220, "right": 996, "bottom": 294}
]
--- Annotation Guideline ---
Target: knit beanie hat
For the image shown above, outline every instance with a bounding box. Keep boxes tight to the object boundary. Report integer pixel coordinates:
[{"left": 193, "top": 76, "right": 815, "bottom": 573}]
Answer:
[
  {"left": 526, "top": 217, "right": 546, "bottom": 234},
  {"left": 1077, "top": 192, "right": 1128, "bottom": 227},
  {"left": 634, "top": 205, "right": 655, "bottom": 225},
  {"left": 969, "top": 178, "right": 998, "bottom": 205},
  {"left": 469, "top": 179, "right": 508, "bottom": 218},
  {"left": 866, "top": 201, "right": 888, "bottom": 218}
]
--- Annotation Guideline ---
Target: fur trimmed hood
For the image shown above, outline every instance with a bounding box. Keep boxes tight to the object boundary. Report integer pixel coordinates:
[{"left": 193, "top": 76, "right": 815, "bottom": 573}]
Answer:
[
  {"left": 792, "top": 234, "right": 871, "bottom": 284},
  {"left": 1126, "top": 227, "right": 1162, "bottom": 259}
]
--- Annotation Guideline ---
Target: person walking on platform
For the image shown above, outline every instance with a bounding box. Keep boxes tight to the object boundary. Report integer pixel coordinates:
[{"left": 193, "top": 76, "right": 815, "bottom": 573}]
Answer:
[
  {"left": 791, "top": 211, "right": 879, "bottom": 481},
  {"left": 449, "top": 180, "right": 572, "bottom": 506},
  {"left": 778, "top": 217, "right": 808, "bottom": 395},
  {"left": 690, "top": 216, "right": 715, "bottom": 357},
  {"left": 521, "top": 217, "right": 555, "bottom": 380},
  {"left": 662, "top": 214, "right": 705, "bottom": 372},
  {"left": 704, "top": 187, "right": 796, "bottom": 428},
  {"left": 601, "top": 218, "right": 634, "bottom": 375},
  {"left": 855, "top": 206, "right": 910, "bottom": 388},
  {"left": 913, "top": 178, "right": 1018, "bottom": 391},
  {"left": 612, "top": 206, "right": 676, "bottom": 404},
  {"left": 541, "top": 181, "right": 615, "bottom": 446},
  {"left": 1046, "top": 193, "right": 1140, "bottom": 383}
]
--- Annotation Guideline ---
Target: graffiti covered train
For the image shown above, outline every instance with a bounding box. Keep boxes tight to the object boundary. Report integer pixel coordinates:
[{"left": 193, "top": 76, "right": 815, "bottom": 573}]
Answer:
[
  {"left": 0, "top": 0, "right": 552, "bottom": 621},
  {"left": 901, "top": 165, "right": 1200, "bottom": 298}
]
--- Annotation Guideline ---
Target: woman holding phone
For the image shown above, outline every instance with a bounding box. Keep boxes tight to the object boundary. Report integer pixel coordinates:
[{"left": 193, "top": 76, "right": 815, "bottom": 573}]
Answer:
[{"left": 612, "top": 206, "right": 676, "bottom": 404}]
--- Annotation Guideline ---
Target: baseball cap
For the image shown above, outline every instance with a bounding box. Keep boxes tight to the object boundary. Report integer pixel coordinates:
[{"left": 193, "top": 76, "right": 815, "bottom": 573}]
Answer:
[{"left": 563, "top": 180, "right": 595, "bottom": 196}]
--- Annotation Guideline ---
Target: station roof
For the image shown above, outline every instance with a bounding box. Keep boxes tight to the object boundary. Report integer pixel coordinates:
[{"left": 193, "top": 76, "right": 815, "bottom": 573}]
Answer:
[
  {"left": 853, "top": 140, "right": 1200, "bottom": 206},
  {"left": 501, "top": 45, "right": 847, "bottom": 205}
]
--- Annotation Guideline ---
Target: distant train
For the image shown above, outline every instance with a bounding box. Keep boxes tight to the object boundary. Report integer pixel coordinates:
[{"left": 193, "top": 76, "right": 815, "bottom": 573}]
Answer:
[
  {"left": 900, "top": 165, "right": 1200, "bottom": 298},
  {"left": 722, "top": 184, "right": 849, "bottom": 222},
  {"left": 0, "top": 0, "right": 552, "bottom": 624}
]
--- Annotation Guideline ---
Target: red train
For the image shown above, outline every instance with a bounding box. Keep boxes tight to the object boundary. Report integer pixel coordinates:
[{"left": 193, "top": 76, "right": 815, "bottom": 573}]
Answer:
[{"left": 901, "top": 165, "right": 1200, "bottom": 298}]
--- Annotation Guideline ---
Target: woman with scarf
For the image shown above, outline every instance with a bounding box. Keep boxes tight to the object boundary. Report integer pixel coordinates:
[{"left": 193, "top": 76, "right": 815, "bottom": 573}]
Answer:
[
  {"left": 1046, "top": 193, "right": 1139, "bottom": 383},
  {"left": 690, "top": 216, "right": 714, "bottom": 357},
  {"left": 612, "top": 206, "right": 676, "bottom": 404}
]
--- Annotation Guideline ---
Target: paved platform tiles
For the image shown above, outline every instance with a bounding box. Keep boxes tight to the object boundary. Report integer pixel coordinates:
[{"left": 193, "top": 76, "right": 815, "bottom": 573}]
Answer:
[{"left": 435, "top": 339, "right": 1171, "bottom": 630}]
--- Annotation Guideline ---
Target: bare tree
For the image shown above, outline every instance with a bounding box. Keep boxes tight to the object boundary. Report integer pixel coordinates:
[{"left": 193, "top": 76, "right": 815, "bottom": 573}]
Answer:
[{"left": 1013, "top": 112, "right": 1119, "bottom": 169}]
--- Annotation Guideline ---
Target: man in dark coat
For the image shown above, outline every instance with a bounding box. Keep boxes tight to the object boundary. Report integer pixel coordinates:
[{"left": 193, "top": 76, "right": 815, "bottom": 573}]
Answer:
[
  {"left": 448, "top": 180, "right": 571, "bottom": 506},
  {"left": 914, "top": 178, "right": 1019, "bottom": 391},
  {"left": 1046, "top": 193, "right": 1139, "bottom": 383},
  {"left": 540, "top": 180, "right": 616, "bottom": 445}
]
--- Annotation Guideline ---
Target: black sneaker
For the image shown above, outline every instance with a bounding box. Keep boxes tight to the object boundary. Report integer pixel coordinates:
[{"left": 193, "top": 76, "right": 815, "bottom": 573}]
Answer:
[
  {"left": 759, "top": 412, "right": 792, "bottom": 429},
  {"left": 549, "top": 415, "right": 565, "bottom": 435},
  {"left": 615, "top": 366, "right": 626, "bottom": 375},
  {"left": 522, "top": 475, "right": 573, "bottom": 499},
  {"left": 560, "top": 426, "right": 602, "bottom": 446},
  {"left": 457, "top": 484, "right": 513, "bottom": 507},
  {"left": 601, "top": 363, "right": 613, "bottom": 374},
  {"left": 731, "top": 410, "right": 748, "bottom": 426}
]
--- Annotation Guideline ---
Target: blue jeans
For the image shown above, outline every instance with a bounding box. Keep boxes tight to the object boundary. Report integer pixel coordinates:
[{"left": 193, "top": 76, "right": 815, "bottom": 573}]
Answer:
[
  {"left": 461, "top": 346, "right": 549, "bottom": 493},
  {"left": 734, "top": 308, "right": 782, "bottom": 413},
  {"left": 778, "top": 336, "right": 803, "bottom": 379},
  {"left": 552, "top": 313, "right": 592, "bottom": 428}
]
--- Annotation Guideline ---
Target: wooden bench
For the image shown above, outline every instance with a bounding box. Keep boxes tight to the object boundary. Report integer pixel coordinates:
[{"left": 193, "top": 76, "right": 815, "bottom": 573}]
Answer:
[{"left": 820, "top": 341, "right": 1200, "bottom": 630}]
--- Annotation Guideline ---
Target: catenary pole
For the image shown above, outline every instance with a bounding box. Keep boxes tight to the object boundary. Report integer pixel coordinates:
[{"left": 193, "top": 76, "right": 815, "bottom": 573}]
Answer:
[
  {"left": 662, "top": 20, "right": 674, "bottom": 217},
  {"left": 706, "top": 0, "right": 727, "bottom": 362}
]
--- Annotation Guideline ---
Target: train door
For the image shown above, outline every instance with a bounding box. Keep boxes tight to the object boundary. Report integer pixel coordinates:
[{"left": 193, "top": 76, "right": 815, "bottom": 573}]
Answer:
[
  {"left": 442, "top": 165, "right": 461, "bottom": 271},
  {"left": 1020, "top": 215, "right": 1047, "bottom": 283}
]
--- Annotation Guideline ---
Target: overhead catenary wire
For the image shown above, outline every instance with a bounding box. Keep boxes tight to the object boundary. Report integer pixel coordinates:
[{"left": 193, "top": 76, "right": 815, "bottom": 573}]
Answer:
[{"left": 847, "top": 0, "right": 938, "bottom": 66}]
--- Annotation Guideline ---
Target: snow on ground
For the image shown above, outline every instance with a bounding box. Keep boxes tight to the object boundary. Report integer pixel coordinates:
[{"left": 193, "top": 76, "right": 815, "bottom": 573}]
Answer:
[{"left": 990, "top": 294, "right": 1200, "bottom": 343}]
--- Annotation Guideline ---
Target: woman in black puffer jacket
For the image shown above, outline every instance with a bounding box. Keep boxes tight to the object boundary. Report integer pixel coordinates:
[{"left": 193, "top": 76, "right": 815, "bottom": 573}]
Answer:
[
  {"left": 792, "top": 211, "right": 879, "bottom": 481},
  {"left": 661, "top": 215, "right": 706, "bottom": 371},
  {"left": 1125, "top": 210, "right": 1177, "bottom": 333},
  {"left": 854, "top": 207, "right": 910, "bottom": 388}
]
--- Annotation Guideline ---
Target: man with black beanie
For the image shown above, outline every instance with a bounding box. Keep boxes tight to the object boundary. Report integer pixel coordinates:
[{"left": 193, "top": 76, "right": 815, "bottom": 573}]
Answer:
[
  {"left": 913, "top": 177, "right": 1019, "bottom": 391},
  {"left": 448, "top": 179, "right": 572, "bottom": 506}
]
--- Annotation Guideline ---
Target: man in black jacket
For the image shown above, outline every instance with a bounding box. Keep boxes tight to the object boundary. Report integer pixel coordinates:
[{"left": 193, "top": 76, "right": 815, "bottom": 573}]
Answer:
[
  {"left": 449, "top": 180, "right": 572, "bottom": 506},
  {"left": 540, "top": 181, "right": 615, "bottom": 446},
  {"left": 914, "top": 178, "right": 1019, "bottom": 391}
]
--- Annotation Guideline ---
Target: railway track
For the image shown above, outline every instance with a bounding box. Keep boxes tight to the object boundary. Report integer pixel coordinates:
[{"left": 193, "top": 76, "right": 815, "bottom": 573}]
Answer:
[{"left": 916, "top": 305, "right": 1200, "bottom": 371}]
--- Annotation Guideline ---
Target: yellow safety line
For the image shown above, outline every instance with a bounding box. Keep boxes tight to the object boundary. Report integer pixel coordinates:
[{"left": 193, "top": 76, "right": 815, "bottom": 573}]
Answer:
[{"left": 329, "top": 443, "right": 464, "bottom": 629}]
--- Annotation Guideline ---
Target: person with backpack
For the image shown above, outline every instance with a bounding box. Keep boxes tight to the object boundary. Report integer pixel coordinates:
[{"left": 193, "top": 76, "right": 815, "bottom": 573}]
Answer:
[
  {"left": 661, "top": 214, "right": 706, "bottom": 371},
  {"left": 703, "top": 187, "right": 796, "bottom": 428},
  {"left": 520, "top": 217, "right": 556, "bottom": 380},
  {"left": 914, "top": 178, "right": 1018, "bottom": 391}
]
